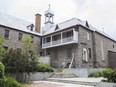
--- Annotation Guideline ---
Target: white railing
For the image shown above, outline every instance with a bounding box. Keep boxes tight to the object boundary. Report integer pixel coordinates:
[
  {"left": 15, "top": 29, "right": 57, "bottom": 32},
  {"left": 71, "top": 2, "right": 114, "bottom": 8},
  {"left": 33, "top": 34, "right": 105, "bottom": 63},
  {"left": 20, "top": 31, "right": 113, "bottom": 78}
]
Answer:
[
  {"left": 42, "top": 35, "right": 78, "bottom": 48},
  {"left": 52, "top": 39, "right": 61, "bottom": 45},
  {"left": 42, "top": 42, "right": 51, "bottom": 47},
  {"left": 62, "top": 36, "right": 73, "bottom": 43}
]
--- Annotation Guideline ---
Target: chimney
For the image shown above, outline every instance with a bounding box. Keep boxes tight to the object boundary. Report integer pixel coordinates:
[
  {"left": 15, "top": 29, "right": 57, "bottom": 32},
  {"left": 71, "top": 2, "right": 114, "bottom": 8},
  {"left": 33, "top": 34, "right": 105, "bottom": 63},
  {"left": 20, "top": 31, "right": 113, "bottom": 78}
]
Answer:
[{"left": 35, "top": 13, "right": 41, "bottom": 33}]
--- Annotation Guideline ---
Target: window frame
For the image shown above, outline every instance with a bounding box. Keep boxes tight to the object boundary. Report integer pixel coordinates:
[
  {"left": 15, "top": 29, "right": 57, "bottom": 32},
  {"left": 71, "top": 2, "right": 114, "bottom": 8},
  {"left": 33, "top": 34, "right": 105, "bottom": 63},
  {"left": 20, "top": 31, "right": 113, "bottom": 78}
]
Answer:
[{"left": 4, "top": 29, "right": 9, "bottom": 39}]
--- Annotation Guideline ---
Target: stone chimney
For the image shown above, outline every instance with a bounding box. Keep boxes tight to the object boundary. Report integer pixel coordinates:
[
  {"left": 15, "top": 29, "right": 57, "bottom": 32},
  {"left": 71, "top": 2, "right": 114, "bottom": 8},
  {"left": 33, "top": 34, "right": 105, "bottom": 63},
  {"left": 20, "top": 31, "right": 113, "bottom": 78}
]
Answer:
[{"left": 35, "top": 13, "right": 41, "bottom": 33}]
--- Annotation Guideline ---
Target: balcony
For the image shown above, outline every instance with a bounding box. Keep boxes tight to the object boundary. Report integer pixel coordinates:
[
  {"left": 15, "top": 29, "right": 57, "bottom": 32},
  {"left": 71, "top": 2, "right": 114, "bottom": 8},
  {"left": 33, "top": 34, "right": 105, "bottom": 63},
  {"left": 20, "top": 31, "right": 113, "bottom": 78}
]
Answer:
[{"left": 42, "top": 28, "right": 78, "bottom": 49}]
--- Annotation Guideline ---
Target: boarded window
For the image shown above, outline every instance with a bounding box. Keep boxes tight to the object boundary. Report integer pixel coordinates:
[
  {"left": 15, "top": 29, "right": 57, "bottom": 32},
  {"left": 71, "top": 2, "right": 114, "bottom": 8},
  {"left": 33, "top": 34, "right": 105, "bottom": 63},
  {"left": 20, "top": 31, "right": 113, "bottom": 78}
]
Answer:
[
  {"left": 66, "top": 47, "right": 72, "bottom": 59},
  {"left": 87, "top": 32, "right": 90, "bottom": 40},
  {"left": 83, "top": 48, "right": 88, "bottom": 62}
]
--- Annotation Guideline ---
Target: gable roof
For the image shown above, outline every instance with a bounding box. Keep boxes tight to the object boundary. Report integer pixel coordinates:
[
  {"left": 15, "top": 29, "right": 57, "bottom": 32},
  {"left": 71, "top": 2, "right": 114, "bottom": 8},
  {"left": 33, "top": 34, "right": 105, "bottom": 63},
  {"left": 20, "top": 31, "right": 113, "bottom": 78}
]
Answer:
[
  {"left": 43, "top": 18, "right": 115, "bottom": 41},
  {"left": 0, "top": 12, "right": 41, "bottom": 36}
]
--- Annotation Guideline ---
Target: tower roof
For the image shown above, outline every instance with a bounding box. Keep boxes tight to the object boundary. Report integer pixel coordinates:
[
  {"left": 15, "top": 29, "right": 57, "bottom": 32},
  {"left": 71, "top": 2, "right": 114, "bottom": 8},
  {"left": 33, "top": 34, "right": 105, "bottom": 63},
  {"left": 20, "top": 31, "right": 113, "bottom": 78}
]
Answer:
[{"left": 44, "top": 4, "right": 54, "bottom": 16}]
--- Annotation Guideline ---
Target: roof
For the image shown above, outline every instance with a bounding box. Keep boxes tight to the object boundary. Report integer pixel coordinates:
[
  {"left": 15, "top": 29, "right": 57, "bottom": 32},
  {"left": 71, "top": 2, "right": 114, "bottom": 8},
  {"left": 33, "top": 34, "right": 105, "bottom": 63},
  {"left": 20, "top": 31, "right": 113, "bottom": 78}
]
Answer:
[
  {"left": 43, "top": 18, "right": 115, "bottom": 41},
  {"left": 0, "top": 12, "right": 41, "bottom": 36}
]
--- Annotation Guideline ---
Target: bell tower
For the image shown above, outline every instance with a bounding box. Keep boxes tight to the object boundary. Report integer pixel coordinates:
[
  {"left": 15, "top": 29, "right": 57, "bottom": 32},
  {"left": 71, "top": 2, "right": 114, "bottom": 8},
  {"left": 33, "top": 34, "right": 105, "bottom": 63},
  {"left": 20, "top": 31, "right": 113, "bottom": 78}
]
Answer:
[{"left": 44, "top": 5, "right": 54, "bottom": 32}]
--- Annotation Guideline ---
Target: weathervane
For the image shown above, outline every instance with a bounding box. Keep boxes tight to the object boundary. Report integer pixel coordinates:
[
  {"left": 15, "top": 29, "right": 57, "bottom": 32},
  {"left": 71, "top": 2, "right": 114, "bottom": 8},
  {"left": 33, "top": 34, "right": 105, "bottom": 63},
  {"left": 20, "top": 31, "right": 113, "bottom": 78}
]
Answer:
[{"left": 48, "top": 4, "right": 51, "bottom": 10}]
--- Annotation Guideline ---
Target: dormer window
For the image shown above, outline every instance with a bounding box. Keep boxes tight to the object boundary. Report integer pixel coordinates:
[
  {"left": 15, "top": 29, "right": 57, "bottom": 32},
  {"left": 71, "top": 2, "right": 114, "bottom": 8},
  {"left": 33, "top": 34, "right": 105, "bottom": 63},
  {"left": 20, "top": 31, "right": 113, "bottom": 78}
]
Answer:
[
  {"left": 55, "top": 25, "right": 59, "bottom": 31},
  {"left": 85, "top": 21, "right": 89, "bottom": 28},
  {"left": 27, "top": 24, "right": 34, "bottom": 31}
]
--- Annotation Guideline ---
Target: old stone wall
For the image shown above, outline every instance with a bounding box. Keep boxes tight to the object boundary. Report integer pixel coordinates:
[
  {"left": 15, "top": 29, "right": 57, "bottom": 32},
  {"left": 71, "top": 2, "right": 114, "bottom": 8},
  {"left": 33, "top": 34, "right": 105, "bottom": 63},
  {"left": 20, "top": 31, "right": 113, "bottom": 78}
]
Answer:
[
  {"left": 0, "top": 26, "right": 41, "bottom": 53},
  {"left": 78, "top": 26, "right": 94, "bottom": 68},
  {"left": 94, "top": 32, "right": 116, "bottom": 68}
]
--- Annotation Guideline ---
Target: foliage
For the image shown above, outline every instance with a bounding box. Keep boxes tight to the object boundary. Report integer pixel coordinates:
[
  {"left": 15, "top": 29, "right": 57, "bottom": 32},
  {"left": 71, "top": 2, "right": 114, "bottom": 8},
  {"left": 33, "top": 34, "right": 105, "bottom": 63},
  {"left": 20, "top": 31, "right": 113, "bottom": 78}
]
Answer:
[
  {"left": 21, "top": 35, "right": 39, "bottom": 73},
  {"left": 0, "top": 77, "right": 22, "bottom": 87},
  {"left": 36, "top": 63, "right": 54, "bottom": 72},
  {"left": 2, "top": 35, "right": 39, "bottom": 73},
  {"left": 88, "top": 68, "right": 116, "bottom": 83},
  {"left": 0, "top": 62, "right": 5, "bottom": 78},
  {"left": 0, "top": 38, "right": 6, "bottom": 60},
  {"left": 2, "top": 48, "right": 23, "bottom": 73},
  {"left": 0, "top": 62, "right": 23, "bottom": 87},
  {"left": 103, "top": 69, "right": 116, "bottom": 83},
  {"left": 88, "top": 71, "right": 103, "bottom": 77}
]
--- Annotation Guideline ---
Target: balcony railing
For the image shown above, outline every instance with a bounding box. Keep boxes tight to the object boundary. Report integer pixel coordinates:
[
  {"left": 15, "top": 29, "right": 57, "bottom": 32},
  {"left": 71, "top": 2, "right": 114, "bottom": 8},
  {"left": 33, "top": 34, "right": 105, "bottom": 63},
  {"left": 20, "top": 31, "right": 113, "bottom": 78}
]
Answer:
[
  {"left": 42, "top": 42, "right": 50, "bottom": 47},
  {"left": 42, "top": 36, "right": 75, "bottom": 48},
  {"left": 52, "top": 39, "right": 61, "bottom": 45},
  {"left": 62, "top": 36, "right": 73, "bottom": 43}
]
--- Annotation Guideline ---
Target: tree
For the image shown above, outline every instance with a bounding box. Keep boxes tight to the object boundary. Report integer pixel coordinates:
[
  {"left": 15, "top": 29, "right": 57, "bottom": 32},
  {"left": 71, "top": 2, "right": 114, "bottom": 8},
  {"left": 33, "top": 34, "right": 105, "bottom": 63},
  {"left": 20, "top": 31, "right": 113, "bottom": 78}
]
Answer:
[
  {"left": 21, "top": 35, "right": 39, "bottom": 73},
  {"left": 0, "top": 38, "right": 6, "bottom": 60},
  {"left": 2, "top": 35, "right": 39, "bottom": 82}
]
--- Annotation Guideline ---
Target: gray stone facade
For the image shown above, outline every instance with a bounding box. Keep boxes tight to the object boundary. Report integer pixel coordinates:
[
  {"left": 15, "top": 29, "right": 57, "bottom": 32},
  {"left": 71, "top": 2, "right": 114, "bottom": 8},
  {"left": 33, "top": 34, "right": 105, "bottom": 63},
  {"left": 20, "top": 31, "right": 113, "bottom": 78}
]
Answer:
[
  {"left": 44, "top": 25, "right": 116, "bottom": 68},
  {"left": 0, "top": 26, "right": 41, "bottom": 53}
]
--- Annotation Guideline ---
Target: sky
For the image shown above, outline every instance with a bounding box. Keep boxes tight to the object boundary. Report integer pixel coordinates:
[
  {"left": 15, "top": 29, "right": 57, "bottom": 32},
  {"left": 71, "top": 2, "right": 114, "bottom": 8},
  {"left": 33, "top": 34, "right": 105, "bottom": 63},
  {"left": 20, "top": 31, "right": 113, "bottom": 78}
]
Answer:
[{"left": 0, "top": 0, "right": 116, "bottom": 39}]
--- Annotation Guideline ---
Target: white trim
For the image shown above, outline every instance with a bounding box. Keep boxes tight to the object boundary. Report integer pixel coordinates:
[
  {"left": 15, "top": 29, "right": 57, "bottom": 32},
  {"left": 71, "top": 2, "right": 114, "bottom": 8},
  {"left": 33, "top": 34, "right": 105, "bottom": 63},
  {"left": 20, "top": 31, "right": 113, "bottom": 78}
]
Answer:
[{"left": 83, "top": 48, "right": 88, "bottom": 62}]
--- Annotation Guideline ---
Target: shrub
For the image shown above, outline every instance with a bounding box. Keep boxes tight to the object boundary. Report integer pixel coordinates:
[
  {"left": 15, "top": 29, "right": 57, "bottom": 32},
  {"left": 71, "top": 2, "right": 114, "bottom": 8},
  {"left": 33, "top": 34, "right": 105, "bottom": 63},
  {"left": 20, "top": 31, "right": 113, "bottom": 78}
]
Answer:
[
  {"left": 36, "top": 63, "right": 54, "bottom": 72},
  {"left": 88, "top": 71, "right": 103, "bottom": 77},
  {"left": 4, "top": 77, "right": 22, "bottom": 87},
  {"left": 0, "top": 62, "right": 5, "bottom": 78},
  {"left": 103, "top": 69, "right": 116, "bottom": 83},
  {"left": 89, "top": 69, "right": 116, "bottom": 83}
]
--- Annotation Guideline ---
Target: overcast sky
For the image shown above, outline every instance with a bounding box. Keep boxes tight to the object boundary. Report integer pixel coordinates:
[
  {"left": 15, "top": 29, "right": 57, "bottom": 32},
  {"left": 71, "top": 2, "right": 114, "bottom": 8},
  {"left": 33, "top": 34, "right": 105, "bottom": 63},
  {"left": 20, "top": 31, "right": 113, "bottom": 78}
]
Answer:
[{"left": 0, "top": 0, "right": 116, "bottom": 39}]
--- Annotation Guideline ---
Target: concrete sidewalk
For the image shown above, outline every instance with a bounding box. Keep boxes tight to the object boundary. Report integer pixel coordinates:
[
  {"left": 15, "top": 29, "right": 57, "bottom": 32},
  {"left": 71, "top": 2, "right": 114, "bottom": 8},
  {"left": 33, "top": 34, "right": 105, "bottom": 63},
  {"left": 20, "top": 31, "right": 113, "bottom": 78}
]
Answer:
[{"left": 33, "top": 81, "right": 94, "bottom": 87}]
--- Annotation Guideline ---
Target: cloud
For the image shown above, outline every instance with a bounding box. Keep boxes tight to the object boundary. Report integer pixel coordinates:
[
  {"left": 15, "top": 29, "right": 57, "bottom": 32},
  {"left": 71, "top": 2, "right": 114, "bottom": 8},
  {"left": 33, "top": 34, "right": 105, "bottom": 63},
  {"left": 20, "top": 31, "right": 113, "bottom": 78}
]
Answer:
[
  {"left": 0, "top": 0, "right": 116, "bottom": 39},
  {"left": 73, "top": 0, "right": 116, "bottom": 39}
]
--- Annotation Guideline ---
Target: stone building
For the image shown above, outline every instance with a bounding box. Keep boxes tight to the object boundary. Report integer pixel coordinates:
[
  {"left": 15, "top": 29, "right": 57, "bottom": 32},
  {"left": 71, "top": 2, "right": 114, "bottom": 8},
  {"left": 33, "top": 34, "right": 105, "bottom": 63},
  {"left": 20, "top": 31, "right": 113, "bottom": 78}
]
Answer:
[
  {"left": 0, "top": 7, "right": 116, "bottom": 68},
  {"left": 42, "top": 7, "right": 116, "bottom": 68},
  {"left": 0, "top": 12, "right": 41, "bottom": 53}
]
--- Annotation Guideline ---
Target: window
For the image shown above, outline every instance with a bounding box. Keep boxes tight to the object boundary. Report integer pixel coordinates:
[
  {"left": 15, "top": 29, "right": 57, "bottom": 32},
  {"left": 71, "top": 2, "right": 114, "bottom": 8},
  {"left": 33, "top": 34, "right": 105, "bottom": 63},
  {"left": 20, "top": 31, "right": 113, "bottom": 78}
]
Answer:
[
  {"left": 82, "top": 48, "right": 88, "bottom": 62},
  {"left": 66, "top": 47, "right": 72, "bottom": 59},
  {"left": 87, "top": 32, "right": 90, "bottom": 40},
  {"left": 53, "top": 49, "right": 58, "bottom": 60},
  {"left": 66, "top": 31, "right": 73, "bottom": 37},
  {"left": 18, "top": 33, "right": 23, "bottom": 40},
  {"left": 31, "top": 35, "right": 34, "bottom": 43},
  {"left": 3, "top": 46, "right": 8, "bottom": 51},
  {"left": 4, "top": 29, "right": 9, "bottom": 39},
  {"left": 88, "top": 48, "right": 91, "bottom": 59},
  {"left": 113, "top": 44, "right": 115, "bottom": 48}
]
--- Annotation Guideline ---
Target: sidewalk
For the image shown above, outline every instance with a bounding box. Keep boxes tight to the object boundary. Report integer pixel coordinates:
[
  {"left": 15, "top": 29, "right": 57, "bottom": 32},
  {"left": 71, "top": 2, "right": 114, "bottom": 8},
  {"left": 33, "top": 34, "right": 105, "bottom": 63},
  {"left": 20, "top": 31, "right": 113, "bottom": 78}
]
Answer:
[{"left": 27, "top": 81, "right": 94, "bottom": 87}]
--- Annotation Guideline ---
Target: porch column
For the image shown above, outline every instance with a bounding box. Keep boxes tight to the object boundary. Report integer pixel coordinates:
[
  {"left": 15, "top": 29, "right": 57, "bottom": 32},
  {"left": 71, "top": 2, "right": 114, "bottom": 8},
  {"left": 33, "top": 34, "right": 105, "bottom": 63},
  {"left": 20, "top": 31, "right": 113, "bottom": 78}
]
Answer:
[
  {"left": 61, "top": 32, "right": 63, "bottom": 43},
  {"left": 73, "top": 28, "right": 75, "bottom": 40},
  {"left": 51, "top": 35, "right": 52, "bottom": 45}
]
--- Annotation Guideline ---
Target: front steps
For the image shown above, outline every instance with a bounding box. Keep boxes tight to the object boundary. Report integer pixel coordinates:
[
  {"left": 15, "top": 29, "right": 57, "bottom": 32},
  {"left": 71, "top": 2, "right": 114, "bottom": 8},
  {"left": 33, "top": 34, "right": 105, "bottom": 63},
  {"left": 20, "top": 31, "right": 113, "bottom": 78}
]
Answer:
[{"left": 49, "top": 72, "right": 78, "bottom": 78}]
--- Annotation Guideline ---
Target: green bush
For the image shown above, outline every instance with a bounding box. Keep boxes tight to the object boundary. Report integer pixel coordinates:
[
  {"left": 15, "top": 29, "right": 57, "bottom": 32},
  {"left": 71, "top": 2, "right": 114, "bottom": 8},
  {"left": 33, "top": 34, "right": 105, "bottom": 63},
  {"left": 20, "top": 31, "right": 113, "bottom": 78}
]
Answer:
[
  {"left": 103, "top": 69, "right": 116, "bottom": 83},
  {"left": 0, "top": 77, "right": 22, "bottom": 87},
  {"left": 89, "top": 71, "right": 103, "bottom": 77},
  {"left": 89, "top": 69, "right": 116, "bottom": 83},
  {"left": 36, "top": 63, "right": 54, "bottom": 72},
  {"left": 5, "top": 77, "right": 22, "bottom": 87},
  {"left": 0, "top": 62, "right": 5, "bottom": 78}
]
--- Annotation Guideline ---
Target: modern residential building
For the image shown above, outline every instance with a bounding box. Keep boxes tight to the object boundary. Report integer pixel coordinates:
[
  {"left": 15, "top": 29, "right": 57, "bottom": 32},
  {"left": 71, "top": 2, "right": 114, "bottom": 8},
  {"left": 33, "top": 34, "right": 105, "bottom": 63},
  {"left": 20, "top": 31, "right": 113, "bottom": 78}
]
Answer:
[{"left": 0, "top": 7, "right": 116, "bottom": 68}]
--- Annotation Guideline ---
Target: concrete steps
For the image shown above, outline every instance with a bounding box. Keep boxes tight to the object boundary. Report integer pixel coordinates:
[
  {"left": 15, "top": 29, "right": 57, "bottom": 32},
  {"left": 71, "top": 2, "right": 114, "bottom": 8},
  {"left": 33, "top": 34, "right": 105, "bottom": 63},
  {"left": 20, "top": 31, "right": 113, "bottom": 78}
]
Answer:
[{"left": 49, "top": 73, "right": 78, "bottom": 78}]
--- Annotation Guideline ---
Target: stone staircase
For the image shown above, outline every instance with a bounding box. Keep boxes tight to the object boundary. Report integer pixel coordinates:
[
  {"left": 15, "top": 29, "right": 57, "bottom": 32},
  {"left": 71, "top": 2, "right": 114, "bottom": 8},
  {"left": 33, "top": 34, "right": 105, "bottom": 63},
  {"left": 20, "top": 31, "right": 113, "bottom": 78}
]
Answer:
[{"left": 49, "top": 72, "right": 78, "bottom": 78}]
